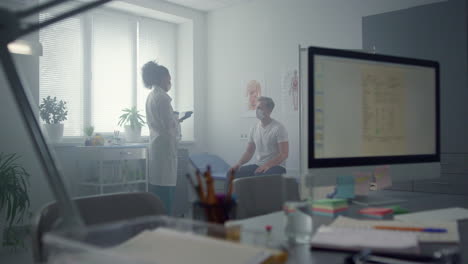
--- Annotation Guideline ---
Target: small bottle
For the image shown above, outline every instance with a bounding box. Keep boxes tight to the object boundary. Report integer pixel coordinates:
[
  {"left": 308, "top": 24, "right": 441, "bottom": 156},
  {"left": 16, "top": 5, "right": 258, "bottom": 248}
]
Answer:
[
  {"left": 264, "top": 225, "right": 274, "bottom": 247},
  {"left": 284, "top": 202, "right": 313, "bottom": 244}
]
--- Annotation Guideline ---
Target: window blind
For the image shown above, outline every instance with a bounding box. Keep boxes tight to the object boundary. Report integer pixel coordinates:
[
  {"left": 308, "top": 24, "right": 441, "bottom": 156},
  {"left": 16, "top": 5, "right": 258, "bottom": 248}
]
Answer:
[
  {"left": 39, "top": 11, "right": 84, "bottom": 136},
  {"left": 91, "top": 11, "right": 134, "bottom": 133},
  {"left": 137, "top": 17, "right": 177, "bottom": 137}
]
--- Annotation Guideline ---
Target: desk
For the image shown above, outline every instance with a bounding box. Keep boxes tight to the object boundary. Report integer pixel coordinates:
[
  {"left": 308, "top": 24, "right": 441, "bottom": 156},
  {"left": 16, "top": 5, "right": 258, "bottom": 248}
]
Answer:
[{"left": 227, "top": 190, "right": 468, "bottom": 263}]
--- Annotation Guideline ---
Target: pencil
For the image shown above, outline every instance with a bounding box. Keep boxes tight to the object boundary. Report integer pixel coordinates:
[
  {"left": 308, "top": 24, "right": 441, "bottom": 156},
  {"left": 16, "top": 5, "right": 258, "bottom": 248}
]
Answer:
[{"left": 374, "top": 226, "right": 447, "bottom": 233}]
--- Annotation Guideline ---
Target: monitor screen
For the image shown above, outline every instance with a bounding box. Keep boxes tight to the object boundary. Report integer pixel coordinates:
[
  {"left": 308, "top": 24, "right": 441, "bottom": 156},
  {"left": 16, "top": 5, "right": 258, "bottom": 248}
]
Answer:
[{"left": 307, "top": 47, "right": 440, "bottom": 168}]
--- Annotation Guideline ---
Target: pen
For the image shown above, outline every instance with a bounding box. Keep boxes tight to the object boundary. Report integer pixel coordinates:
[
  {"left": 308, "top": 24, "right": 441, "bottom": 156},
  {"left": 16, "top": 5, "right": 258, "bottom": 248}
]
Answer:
[
  {"left": 195, "top": 169, "right": 205, "bottom": 202},
  {"left": 204, "top": 166, "right": 217, "bottom": 205},
  {"left": 185, "top": 173, "right": 202, "bottom": 201},
  {"left": 374, "top": 226, "right": 447, "bottom": 233},
  {"left": 203, "top": 166, "right": 220, "bottom": 222},
  {"left": 226, "top": 169, "right": 235, "bottom": 201}
]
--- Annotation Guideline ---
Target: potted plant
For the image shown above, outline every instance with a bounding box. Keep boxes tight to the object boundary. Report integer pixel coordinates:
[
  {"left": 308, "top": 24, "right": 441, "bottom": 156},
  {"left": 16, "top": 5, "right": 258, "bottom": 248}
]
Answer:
[
  {"left": 83, "top": 126, "right": 94, "bottom": 146},
  {"left": 118, "top": 107, "right": 146, "bottom": 143},
  {"left": 0, "top": 153, "right": 30, "bottom": 251},
  {"left": 39, "top": 96, "right": 68, "bottom": 143}
]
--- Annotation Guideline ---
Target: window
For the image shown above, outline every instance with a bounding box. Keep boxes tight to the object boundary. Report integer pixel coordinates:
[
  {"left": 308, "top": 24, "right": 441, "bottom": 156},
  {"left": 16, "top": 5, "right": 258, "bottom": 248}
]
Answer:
[
  {"left": 39, "top": 12, "right": 84, "bottom": 136},
  {"left": 39, "top": 8, "right": 179, "bottom": 138},
  {"left": 137, "top": 17, "right": 177, "bottom": 136},
  {"left": 91, "top": 11, "right": 134, "bottom": 133}
]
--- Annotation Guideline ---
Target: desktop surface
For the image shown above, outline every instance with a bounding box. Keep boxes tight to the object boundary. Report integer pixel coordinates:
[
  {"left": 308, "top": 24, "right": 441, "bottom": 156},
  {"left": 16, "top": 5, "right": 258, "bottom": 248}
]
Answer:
[{"left": 229, "top": 190, "right": 468, "bottom": 263}]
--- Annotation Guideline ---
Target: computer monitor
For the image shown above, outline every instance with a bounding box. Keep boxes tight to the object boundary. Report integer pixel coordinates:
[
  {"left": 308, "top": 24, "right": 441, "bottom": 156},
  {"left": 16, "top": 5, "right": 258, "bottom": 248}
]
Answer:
[{"left": 300, "top": 46, "right": 440, "bottom": 192}]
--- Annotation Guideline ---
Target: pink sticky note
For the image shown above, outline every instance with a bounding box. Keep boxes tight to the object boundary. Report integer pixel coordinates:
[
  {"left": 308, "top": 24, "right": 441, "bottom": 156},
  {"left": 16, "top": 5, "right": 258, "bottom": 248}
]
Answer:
[
  {"left": 354, "top": 172, "right": 371, "bottom": 195},
  {"left": 374, "top": 165, "right": 392, "bottom": 190}
]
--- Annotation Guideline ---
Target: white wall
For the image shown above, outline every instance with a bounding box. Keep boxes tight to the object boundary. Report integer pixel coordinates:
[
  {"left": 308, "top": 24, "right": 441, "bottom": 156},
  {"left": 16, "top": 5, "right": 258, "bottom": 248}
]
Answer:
[
  {"left": 0, "top": 58, "right": 55, "bottom": 216},
  {"left": 177, "top": 21, "right": 195, "bottom": 141},
  {"left": 204, "top": 0, "right": 445, "bottom": 172},
  {"left": 0, "top": 0, "right": 57, "bottom": 218}
]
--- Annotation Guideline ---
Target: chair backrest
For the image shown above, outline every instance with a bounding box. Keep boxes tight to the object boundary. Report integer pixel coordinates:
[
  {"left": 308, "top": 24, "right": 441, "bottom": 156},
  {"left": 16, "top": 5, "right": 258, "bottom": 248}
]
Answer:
[
  {"left": 31, "top": 192, "right": 165, "bottom": 263},
  {"left": 233, "top": 174, "right": 300, "bottom": 219}
]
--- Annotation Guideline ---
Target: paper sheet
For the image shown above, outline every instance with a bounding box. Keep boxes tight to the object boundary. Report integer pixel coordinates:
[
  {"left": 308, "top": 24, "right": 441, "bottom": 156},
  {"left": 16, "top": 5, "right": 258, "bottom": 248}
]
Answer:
[
  {"left": 330, "top": 216, "right": 459, "bottom": 243},
  {"left": 111, "top": 228, "right": 281, "bottom": 264},
  {"left": 395, "top": 207, "right": 468, "bottom": 223}
]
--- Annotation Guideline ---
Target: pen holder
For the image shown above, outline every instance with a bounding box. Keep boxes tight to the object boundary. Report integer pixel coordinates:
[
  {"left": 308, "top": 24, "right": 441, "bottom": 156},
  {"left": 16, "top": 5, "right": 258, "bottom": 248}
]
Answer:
[{"left": 192, "top": 199, "right": 237, "bottom": 224}]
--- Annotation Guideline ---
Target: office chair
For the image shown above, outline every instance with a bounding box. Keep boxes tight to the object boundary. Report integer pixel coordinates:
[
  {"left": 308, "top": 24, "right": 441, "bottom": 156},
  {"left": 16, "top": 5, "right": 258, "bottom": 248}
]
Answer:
[
  {"left": 31, "top": 192, "right": 165, "bottom": 263},
  {"left": 233, "top": 174, "right": 300, "bottom": 219}
]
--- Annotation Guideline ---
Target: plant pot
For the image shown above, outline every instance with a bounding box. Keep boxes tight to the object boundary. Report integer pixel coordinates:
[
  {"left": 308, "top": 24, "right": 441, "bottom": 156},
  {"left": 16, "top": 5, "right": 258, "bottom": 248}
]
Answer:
[
  {"left": 43, "top": 123, "right": 64, "bottom": 143},
  {"left": 124, "top": 125, "right": 141, "bottom": 143}
]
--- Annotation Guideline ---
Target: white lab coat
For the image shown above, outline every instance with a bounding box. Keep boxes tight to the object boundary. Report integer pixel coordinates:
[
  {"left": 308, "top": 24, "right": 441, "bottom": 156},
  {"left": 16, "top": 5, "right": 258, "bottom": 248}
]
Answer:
[{"left": 146, "top": 86, "right": 178, "bottom": 186}]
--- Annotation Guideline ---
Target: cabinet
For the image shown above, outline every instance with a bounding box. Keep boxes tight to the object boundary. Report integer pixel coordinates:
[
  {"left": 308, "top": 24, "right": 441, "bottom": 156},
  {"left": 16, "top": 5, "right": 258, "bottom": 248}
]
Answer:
[
  {"left": 75, "top": 145, "right": 148, "bottom": 196},
  {"left": 413, "top": 153, "right": 468, "bottom": 195},
  {"left": 362, "top": 0, "right": 468, "bottom": 195}
]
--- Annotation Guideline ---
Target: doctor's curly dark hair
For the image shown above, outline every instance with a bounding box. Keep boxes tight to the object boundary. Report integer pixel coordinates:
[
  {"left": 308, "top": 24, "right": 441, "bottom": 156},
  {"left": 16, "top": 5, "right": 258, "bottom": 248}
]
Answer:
[{"left": 141, "top": 61, "right": 169, "bottom": 89}]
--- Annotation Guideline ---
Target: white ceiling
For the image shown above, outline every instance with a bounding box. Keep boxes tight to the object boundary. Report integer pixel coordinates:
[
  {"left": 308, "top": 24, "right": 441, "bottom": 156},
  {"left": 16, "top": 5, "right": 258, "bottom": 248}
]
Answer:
[
  {"left": 163, "top": 0, "right": 446, "bottom": 12},
  {"left": 164, "top": 0, "right": 253, "bottom": 11}
]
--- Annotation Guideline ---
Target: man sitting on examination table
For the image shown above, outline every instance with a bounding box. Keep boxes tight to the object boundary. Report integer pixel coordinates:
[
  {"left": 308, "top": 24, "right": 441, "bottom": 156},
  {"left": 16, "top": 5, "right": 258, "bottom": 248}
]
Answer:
[{"left": 229, "top": 96, "right": 289, "bottom": 178}]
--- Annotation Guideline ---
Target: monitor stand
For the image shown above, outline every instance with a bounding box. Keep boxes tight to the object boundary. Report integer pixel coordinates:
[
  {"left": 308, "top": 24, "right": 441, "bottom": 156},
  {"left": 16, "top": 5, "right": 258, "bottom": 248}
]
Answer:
[{"left": 351, "top": 194, "right": 406, "bottom": 207}]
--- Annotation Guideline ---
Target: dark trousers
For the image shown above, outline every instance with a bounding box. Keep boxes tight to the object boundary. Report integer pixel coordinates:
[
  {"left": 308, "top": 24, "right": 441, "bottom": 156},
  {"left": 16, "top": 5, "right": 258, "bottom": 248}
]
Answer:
[{"left": 235, "top": 164, "right": 286, "bottom": 179}]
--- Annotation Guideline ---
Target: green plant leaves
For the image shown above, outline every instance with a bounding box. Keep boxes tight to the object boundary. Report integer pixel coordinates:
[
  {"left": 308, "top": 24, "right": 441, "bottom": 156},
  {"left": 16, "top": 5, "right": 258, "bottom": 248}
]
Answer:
[
  {"left": 83, "top": 126, "right": 95, "bottom": 137},
  {"left": 117, "top": 106, "right": 146, "bottom": 129},
  {"left": 39, "top": 96, "right": 68, "bottom": 124},
  {"left": 0, "top": 153, "right": 30, "bottom": 228}
]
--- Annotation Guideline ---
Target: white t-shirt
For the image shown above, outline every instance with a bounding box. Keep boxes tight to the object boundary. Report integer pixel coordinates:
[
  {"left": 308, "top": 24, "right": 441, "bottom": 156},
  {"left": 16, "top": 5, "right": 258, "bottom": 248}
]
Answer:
[{"left": 248, "top": 119, "right": 289, "bottom": 167}]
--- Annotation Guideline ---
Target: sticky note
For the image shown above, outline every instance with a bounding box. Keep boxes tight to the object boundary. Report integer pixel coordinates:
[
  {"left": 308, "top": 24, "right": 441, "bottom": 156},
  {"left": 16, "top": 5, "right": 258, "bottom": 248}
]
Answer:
[
  {"left": 374, "top": 165, "right": 392, "bottom": 190},
  {"left": 335, "top": 175, "right": 355, "bottom": 199},
  {"left": 386, "top": 205, "right": 410, "bottom": 215},
  {"left": 359, "top": 207, "right": 393, "bottom": 216},
  {"left": 354, "top": 172, "right": 371, "bottom": 196}
]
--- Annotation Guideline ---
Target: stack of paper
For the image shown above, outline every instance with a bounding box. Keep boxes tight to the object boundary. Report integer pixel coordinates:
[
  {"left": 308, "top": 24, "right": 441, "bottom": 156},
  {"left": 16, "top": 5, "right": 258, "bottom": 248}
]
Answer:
[
  {"left": 311, "top": 226, "right": 419, "bottom": 254},
  {"left": 110, "top": 228, "right": 288, "bottom": 264},
  {"left": 359, "top": 207, "right": 394, "bottom": 220},
  {"left": 312, "top": 199, "right": 348, "bottom": 217}
]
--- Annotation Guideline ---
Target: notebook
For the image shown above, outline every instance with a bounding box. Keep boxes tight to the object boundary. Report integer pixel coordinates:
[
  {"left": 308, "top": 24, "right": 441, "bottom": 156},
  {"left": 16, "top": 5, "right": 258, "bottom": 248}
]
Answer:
[
  {"left": 110, "top": 228, "right": 287, "bottom": 264},
  {"left": 311, "top": 226, "right": 419, "bottom": 254},
  {"left": 330, "top": 216, "right": 459, "bottom": 243}
]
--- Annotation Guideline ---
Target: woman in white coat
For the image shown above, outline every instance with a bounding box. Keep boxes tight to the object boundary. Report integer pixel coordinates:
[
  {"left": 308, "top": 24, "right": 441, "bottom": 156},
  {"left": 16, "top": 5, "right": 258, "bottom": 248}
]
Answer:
[{"left": 141, "top": 61, "right": 177, "bottom": 214}]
